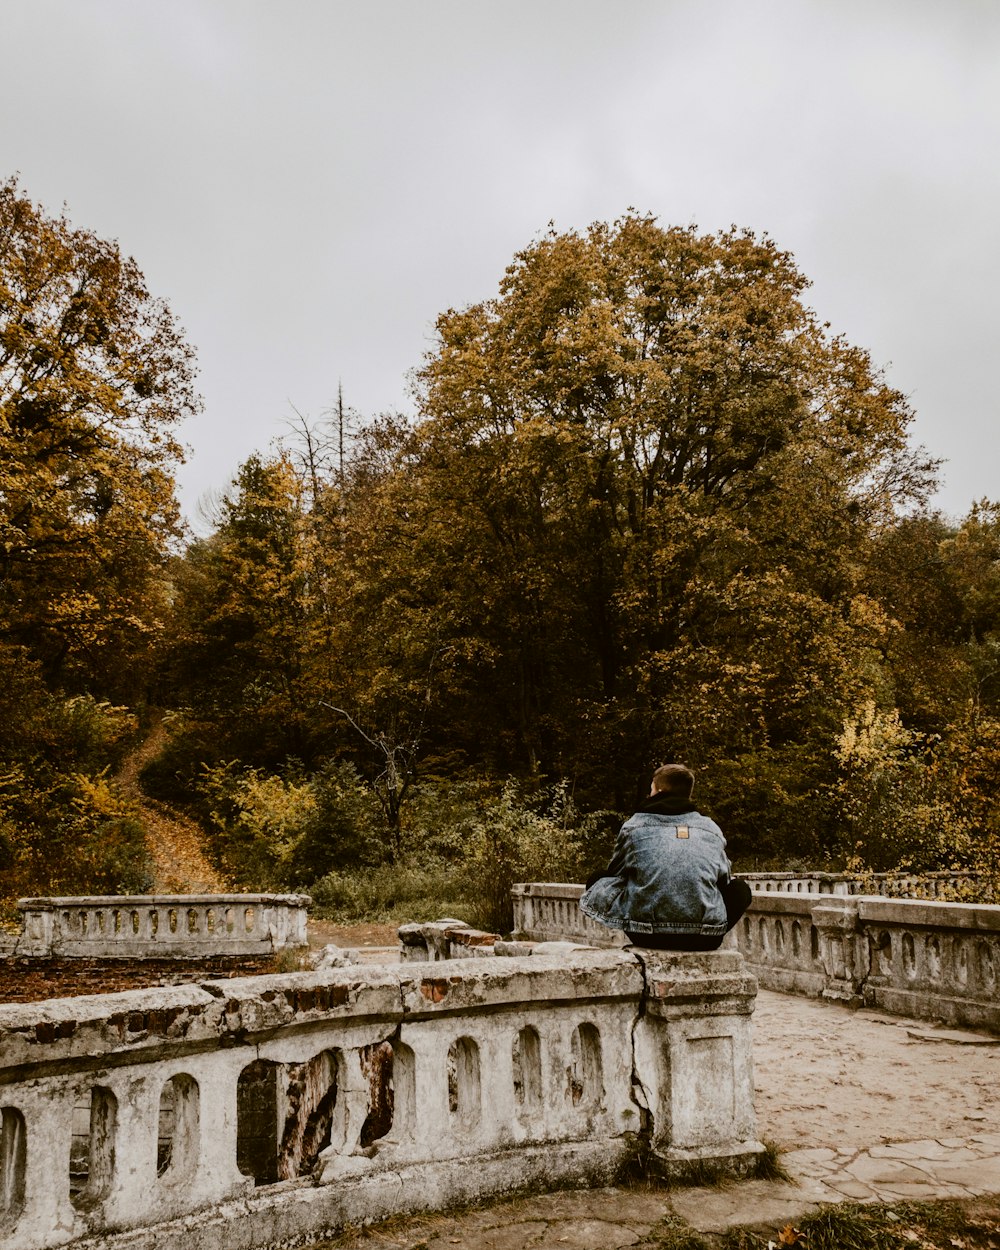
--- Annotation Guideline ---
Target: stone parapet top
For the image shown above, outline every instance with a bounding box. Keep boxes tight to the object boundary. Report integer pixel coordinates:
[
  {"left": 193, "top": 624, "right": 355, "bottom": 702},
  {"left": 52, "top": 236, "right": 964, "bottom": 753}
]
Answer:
[
  {"left": 513, "top": 882, "right": 1000, "bottom": 1032},
  {"left": 0, "top": 949, "right": 649, "bottom": 1071},
  {"left": 745, "top": 892, "right": 819, "bottom": 915},
  {"left": 18, "top": 893, "right": 312, "bottom": 908},
  {"left": 856, "top": 895, "right": 1000, "bottom": 931},
  {"left": 511, "top": 882, "right": 585, "bottom": 898}
]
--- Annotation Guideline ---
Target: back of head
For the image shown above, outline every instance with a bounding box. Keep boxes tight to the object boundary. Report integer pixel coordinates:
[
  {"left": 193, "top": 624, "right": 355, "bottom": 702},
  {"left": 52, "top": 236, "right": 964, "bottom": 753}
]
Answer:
[{"left": 651, "top": 763, "right": 695, "bottom": 799}]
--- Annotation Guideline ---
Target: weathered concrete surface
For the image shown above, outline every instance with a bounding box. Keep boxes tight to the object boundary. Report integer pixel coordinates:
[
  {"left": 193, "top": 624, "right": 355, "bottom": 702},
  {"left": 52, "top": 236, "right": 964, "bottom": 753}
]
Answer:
[
  {"left": 300, "top": 987, "right": 1000, "bottom": 1250},
  {"left": 398, "top": 918, "right": 500, "bottom": 961},
  {"left": 513, "top": 883, "right": 1000, "bottom": 1032},
  {"left": 738, "top": 893, "right": 1000, "bottom": 1030},
  {"left": 744, "top": 869, "right": 986, "bottom": 898},
  {"left": 0, "top": 948, "right": 762, "bottom": 1250}
]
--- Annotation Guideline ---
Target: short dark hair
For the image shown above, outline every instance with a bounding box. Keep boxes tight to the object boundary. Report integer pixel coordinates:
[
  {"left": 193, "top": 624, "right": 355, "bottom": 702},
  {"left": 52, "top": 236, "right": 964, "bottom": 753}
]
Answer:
[{"left": 651, "top": 763, "right": 695, "bottom": 798}]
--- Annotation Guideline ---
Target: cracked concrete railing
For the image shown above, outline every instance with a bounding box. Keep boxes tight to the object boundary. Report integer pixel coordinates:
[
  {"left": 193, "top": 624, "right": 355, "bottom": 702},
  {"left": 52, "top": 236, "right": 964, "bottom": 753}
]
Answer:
[
  {"left": 512, "top": 882, "right": 627, "bottom": 947},
  {"left": 0, "top": 949, "right": 762, "bottom": 1250},
  {"left": 4, "top": 895, "right": 310, "bottom": 959},
  {"left": 512, "top": 884, "right": 1000, "bottom": 1033}
]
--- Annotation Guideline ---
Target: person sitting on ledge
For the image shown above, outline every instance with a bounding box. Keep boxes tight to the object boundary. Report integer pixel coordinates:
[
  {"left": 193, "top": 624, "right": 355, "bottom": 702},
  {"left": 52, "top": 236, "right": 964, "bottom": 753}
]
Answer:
[{"left": 579, "top": 763, "right": 751, "bottom": 951}]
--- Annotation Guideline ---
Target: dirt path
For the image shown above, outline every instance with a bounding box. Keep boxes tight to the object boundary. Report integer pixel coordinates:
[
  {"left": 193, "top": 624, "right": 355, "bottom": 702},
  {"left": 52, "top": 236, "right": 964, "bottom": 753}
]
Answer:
[
  {"left": 115, "top": 715, "right": 229, "bottom": 894},
  {"left": 307, "top": 920, "right": 398, "bottom": 949}
]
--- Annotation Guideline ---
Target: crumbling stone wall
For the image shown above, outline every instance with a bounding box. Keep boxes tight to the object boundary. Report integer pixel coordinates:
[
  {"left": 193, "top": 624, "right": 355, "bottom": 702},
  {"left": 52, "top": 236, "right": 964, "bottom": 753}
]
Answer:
[{"left": 0, "top": 948, "right": 761, "bottom": 1250}]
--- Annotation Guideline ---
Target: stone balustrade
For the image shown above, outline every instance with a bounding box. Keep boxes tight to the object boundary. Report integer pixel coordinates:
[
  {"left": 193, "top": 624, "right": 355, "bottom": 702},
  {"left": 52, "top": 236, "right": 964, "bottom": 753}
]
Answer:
[
  {"left": 3, "top": 895, "right": 310, "bottom": 959},
  {"left": 511, "top": 882, "right": 627, "bottom": 947},
  {"left": 731, "top": 892, "right": 1000, "bottom": 1030},
  {"left": 742, "top": 870, "right": 985, "bottom": 899},
  {"left": 512, "top": 883, "right": 1000, "bottom": 1033},
  {"left": 0, "top": 948, "right": 762, "bottom": 1250}
]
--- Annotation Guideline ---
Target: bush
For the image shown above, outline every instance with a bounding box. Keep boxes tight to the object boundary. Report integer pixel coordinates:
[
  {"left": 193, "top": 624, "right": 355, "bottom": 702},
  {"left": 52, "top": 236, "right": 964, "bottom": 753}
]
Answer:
[
  {"left": 196, "top": 757, "right": 386, "bottom": 889},
  {"left": 310, "top": 860, "right": 472, "bottom": 924},
  {"left": 834, "top": 703, "right": 975, "bottom": 873},
  {"left": 197, "top": 761, "right": 311, "bottom": 888},
  {"left": 0, "top": 670, "right": 151, "bottom": 901},
  {"left": 45, "top": 696, "right": 139, "bottom": 776},
  {"left": 453, "top": 780, "right": 587, "bottom": 933},
  {"left": 289, "top": 760, "right": 385, "bottom": 882},
  {"left": 0, "top": 770, "right": 153, "bottom": 898}
]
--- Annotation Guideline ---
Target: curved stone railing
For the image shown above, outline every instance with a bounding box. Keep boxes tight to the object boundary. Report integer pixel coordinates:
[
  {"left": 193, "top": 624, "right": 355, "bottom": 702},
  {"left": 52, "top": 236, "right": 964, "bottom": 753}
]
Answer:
[
  {"left": 512, "top": 883, "right": 1000, "bottom": 1033},
  {"left": 0, "top": 949, "right": 761, "bottom": 1250},
  {"left": 3, "top": 895, "right": 310, "bottom": 959},
  {"left": 741, "top": 871, "right": 986, "bottom": 900}
]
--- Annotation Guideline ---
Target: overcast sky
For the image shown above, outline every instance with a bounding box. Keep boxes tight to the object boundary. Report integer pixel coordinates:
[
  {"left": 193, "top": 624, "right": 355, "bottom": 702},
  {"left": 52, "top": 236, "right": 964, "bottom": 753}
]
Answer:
[{"left": 3, "top": 0, "right": 998, "bottom": 528}]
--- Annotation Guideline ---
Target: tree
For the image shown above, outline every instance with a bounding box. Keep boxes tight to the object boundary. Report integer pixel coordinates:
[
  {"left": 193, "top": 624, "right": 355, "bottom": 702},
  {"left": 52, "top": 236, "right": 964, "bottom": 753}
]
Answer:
[
  {"left": 153, "top": 215, "right": 946, "bottom": 874},
  {"left": 388, "top": 216, "right": 935, "bottom": 836},
  {"left": 861, "top": 502, "right": 1000, "bottom": 886},
  {"left": 159, "top": 454, "right": 317, "bottom": 765},
  {"left": 0, "top": 177, "right": 199, "bottom": 697}
]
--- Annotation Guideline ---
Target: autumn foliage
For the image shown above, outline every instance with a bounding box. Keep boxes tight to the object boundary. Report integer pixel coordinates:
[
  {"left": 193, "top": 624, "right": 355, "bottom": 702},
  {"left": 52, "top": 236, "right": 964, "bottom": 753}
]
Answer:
[
  {"left": 0, "top": 179, "right": 197, "bottom": 901},
  {"left": 2, "top": 195, "right": 998, "bottom": 907}
]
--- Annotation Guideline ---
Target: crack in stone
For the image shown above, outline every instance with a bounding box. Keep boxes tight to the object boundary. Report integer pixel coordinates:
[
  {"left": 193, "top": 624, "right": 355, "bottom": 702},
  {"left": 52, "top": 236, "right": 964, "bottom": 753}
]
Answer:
[{"left": 627, "top": 949, "right": 654, "bottom": 1147}]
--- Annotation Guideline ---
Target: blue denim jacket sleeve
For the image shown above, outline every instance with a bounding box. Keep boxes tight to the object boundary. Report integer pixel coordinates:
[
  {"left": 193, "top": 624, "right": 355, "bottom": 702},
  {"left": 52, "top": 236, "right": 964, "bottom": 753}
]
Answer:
[{"left": 579, "top": 810, "right": 731, "bottom": 935}]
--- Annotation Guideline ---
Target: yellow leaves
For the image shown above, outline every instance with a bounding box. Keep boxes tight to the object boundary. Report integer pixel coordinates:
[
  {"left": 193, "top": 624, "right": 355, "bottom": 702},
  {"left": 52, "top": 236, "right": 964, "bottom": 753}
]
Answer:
[
  {"left": 778, "top": 1224, "right": 807, "bottom": 1246},
  {"left": 847, "top": 593, "right": 894, "bottom": 639},
  {"left": 1, "top": 176, "right": 197, "bottom": 686},
  {"left": 69, "top": 772, "right": 123, "bottom": 820},
  {"left": 836, "top": 701, "right": 912, "bottom": 768}
]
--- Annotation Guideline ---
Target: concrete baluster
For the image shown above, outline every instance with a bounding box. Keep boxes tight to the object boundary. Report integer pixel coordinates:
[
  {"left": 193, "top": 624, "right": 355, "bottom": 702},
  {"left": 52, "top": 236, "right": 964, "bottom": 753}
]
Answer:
[
  {"left": 7, "top": 1081, "right": 80, "bottom": 1250},
  {"left": 407, "top": 1027, "right": 453, "bottom": 1158},
  {"left": 194, "top": 1054, "right": 253, "bottom": 1203},
  {"left": 97, "top": 1073, "right": 158, "bottom": 1228},
  {"left": 812, "top": 898, "right": 866, "bottom": 1004}
]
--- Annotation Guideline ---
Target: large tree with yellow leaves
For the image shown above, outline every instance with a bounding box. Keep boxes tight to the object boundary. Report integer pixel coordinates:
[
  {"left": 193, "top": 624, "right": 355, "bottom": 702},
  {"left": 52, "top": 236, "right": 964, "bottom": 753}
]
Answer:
[{"left": 0, "top": 178, "right": 199, "bottom": 697}]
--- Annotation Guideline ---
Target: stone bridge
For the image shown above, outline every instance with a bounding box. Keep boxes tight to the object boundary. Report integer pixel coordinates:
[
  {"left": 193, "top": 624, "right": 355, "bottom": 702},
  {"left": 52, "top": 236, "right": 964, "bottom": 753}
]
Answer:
[
  {"left": 1, "top": 876, "right": 997, "bottom": 1250},
  {"left": 513, "top": 875, "right": 1000, "bottom": 1032}
]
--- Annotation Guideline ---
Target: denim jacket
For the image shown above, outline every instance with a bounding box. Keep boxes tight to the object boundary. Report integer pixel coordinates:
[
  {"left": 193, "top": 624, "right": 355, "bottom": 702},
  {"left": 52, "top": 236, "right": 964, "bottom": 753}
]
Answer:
[{"left": 579, "top": 798, "right": 731, "bottom": 936}]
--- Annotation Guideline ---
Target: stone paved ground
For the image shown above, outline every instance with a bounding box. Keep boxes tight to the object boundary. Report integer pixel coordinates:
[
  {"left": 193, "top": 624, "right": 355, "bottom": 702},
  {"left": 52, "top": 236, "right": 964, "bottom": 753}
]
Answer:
[{"left": 314, "top": 988, "right": 1000, "bottom": 1249}]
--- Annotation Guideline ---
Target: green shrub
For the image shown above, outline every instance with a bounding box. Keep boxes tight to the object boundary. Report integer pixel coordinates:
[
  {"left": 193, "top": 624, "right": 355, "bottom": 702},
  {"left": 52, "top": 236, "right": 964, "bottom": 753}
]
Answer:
[
  {"left": 197, "top": 761, "right": 310, "bottom": 887},
  {"left": 834, "top": 703, "right": 975, "bottom": 873},
  {"left": 454, "top": 780, "right": 587, "bottom": 933},
  {"left": 45, "top": 696, "right": 139, "bottom": 776},
  {"left": 196, "top": 757, "right": 386, "bottom": 889},
  {"left": 310, "top": 860, "right": 472, "bottom": 924},
  {"left": 0, "top": 769, "right": 153, "bottom": 898},
  {"left": 309, "top": 775, "right": 597, "bottom": 930},
  {"left": 289, "top": 760, "right": 385, "bottom": 882}
]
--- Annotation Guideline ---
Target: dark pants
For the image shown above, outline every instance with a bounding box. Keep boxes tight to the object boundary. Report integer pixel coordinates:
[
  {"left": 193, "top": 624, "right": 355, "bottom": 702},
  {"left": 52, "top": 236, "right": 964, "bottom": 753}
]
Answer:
[{"left": 625, "top": 879, "right": 753, "bottom": 952}]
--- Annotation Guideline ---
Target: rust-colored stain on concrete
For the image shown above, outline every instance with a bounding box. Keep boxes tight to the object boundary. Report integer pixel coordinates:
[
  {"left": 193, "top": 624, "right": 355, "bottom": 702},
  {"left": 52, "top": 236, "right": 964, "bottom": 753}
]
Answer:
[{"left": 420, "top": 978, "right": 453, "bottom": 1002}]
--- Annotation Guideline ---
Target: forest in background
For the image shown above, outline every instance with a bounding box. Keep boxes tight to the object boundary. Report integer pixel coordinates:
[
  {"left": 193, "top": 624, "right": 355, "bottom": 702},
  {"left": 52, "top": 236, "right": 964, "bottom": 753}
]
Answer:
[{"left": 2, "top": 179, "right": 998, "bottom": 931}]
